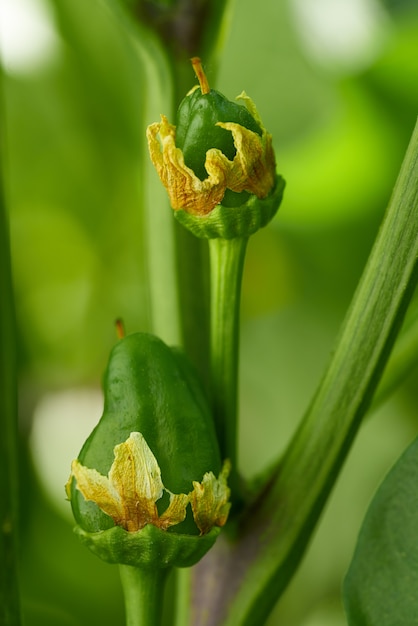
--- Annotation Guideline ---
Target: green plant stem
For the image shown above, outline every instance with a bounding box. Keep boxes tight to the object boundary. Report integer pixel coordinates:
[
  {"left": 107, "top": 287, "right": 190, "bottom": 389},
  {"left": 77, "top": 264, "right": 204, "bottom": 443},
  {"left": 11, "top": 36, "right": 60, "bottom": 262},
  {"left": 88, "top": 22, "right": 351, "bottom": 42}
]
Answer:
[
  {"left": 174, "top": 567, "right": 192, "bottom": 626},
  {"left": 175, "top": 221, "right": 211, "bottom": 387},
  {"left": 139, "top": 38, "right": 182, "bottom": 346},
  {"left": 222, "top": 119, "right": 418, "bottom": 626},
  {"left": 372, "top": 301, "right": 418, "bottom": 408},
  {"left": 143, "top": 49, "right": 212, "bottom": 382},
  {"left": 190, "top": 120, "right": 418, "bottom": 626},
  {"left": 209, "top": 237, "right": 248, "bottom": 473},
  {"left": 119, "top": 565, "right": 169, "bottom": 626},
  {"left": 171, "top": 60, "right": 212, "bottom": 385},
  {"left": 0, "top": 68, "right": 21, "bottom": 626},
  {"left": 139, "top": 44, "right": 212, "bottom": 626}
]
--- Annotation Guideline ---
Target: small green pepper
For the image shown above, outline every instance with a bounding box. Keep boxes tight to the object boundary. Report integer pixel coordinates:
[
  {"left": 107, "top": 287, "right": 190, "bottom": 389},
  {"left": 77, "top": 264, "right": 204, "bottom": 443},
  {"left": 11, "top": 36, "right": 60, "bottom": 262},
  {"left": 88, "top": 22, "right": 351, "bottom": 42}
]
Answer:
[
  {"left": 66, "top": 332, "right": 230, "bottom": 568},
  {"left": 147, "top": 57, "right": 285, "bottom": 238},
  {"left": 176, "top": 60, "right": 262, "bottom": 208}
]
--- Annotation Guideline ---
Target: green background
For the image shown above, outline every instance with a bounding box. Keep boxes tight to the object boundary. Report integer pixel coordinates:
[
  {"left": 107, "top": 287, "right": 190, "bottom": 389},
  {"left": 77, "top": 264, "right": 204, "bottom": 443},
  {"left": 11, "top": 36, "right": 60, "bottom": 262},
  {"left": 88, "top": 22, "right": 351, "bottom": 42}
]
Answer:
[{"left": 3, "top": 0, "right": 418, "bottom": 623}]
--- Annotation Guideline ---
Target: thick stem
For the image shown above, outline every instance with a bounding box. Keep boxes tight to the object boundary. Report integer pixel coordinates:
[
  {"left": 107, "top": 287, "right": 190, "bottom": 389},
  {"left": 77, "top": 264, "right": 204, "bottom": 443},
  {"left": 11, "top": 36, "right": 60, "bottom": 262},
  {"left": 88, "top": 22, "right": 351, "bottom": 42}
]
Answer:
[
  {"left": 142, "top": 50, "right": 182, "bottom": 346},
  {"left": 175, "top": 223, "right": 211, "bottom": 389},
  {"left": 171, "top": 58, "right": 211, "bottom": 386},
  {"left": 372, "top": 301, "right": 418, "bottom": 408},
  {"left": 174, "top": 567, "right": 192, "bottom": 626},
  {"left": 119, "top": 565, "right": 169, "bottom": 626},
  {"left": 209, "top": 237, "right": 248, "bottom": 472},
  {"left": 142, "top": 51, "right": 211, "bottom": 626}
]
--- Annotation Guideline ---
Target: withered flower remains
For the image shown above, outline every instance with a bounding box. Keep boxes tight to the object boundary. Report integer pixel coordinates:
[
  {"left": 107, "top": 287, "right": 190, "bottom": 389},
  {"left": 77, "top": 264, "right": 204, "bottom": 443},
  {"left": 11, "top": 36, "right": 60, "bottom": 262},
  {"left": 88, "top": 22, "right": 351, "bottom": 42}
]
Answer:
[
  {"left": 65, "top": 332, "right": 231, "bottom": 569},
  {"left": 68, "top": 431, "right": 231, "bottom": 536}
]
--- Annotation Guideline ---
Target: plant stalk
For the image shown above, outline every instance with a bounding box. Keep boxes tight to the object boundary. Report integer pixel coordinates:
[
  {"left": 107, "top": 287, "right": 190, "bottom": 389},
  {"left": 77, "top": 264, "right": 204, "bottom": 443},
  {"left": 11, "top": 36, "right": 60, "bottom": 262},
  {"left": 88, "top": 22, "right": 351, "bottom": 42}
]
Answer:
[
  {"left": 221, "top": 118, "right": 418, "bottom": 626},
  {"left": 0, "top": 66, "right": 21, "bottom": 626},
  {"left": 119, "top": 565, "right": 169, "bottom": 626},
  {"left": 209, "top": 237, "right": 248, "bottom": 474},
  {"left": 372, "top": 300, "right": 418, "bottom": 408},
  {"left": 190, "top": 120, "right": 418, "bottom": 626},
  {"left": 174, "top": 567, "right": 192, "bottom": 626}
]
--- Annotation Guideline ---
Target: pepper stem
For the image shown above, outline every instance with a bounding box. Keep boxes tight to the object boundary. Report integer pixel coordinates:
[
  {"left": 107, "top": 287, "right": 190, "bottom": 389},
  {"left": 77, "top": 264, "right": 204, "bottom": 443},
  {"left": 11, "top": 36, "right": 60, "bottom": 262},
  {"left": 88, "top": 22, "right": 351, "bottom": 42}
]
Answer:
[
  {"left": 115, "top": 318, "right": 126, "bottom": 340},
  {"left": 191, "top": 57, "right": 210, "bottom": 94},
  {"left": 119, "top": 565, "right": 169, "bottom": 626},
  {"left": 209, "top": 236, "right": 248, "bottom": 494}
]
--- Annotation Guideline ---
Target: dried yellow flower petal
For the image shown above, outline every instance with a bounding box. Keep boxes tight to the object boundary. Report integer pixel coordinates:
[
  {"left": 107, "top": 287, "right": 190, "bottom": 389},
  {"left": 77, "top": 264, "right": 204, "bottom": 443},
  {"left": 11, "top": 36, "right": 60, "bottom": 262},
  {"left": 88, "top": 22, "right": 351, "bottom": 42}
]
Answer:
[
  {"left": 147, "top": 116, "right": 227, "bottom": 216},
  {"left": 190, "top": 461, "right": 231, "bottom": 535},
  {"left": 70, "top": 432, "right": 189, "bottom": 532},
  {"left": 213, "top": 121, "right": 275, "bottom": 198},
  {"left": 146, "top": 95, "right": 276, "bottom": 217}
]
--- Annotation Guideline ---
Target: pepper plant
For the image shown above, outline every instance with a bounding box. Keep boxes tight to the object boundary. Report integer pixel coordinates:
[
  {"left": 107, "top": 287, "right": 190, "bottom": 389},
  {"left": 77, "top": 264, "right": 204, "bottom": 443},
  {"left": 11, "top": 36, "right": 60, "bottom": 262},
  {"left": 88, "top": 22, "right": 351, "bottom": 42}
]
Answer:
[{"left": 2, "top": 1, "right": 418, "bottom": 625}]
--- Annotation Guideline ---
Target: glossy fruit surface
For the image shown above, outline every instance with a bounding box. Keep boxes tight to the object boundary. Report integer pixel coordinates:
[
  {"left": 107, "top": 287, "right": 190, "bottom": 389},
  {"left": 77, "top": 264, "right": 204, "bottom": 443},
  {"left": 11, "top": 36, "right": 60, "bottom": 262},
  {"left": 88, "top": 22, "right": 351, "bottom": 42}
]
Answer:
[
  {"left": 176, "top": 87, "right": 262, "bottom": 206},
  {"left": 70, "top": 332, "right": 221, "bottom": 534}
]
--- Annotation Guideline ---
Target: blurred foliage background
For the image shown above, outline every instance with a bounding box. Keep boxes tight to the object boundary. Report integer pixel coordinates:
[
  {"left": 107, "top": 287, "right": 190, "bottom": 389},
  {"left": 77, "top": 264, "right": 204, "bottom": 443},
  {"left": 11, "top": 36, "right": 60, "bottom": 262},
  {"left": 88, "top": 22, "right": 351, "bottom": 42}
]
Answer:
[{"left": 2, "top": 0, "right": 418, "bottom": 623}]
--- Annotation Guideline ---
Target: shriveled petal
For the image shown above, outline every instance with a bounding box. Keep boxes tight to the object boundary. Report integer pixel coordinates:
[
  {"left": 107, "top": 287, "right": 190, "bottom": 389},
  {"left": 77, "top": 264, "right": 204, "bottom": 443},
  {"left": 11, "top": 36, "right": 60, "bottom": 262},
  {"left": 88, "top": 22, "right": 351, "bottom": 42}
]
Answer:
[
  {"left": 236, "top": 92, "right": 263, "bottom": 128},
  {"left": 158, "top": 492, "right": 190, "bottom": 530},
  {"left": 110, "top": 432, "right": 164, "bottom": 531},
  {"left": 70, "top": 432, "right": 189, "bottom": 532},
  {"left": 216, "top": 122, "right": 275, "bottom": 198},
  {"left": 71, "top": 459, "right": 125, "bottom": 526},
  {"left": 190, "top": 461, "right": 231, "bottom": 535},
  {"left": 147, "top": 105, "right": 276, "bottom": 217},
  {"left": 147, "top": 116, "right": 227, "bottom": 216}
]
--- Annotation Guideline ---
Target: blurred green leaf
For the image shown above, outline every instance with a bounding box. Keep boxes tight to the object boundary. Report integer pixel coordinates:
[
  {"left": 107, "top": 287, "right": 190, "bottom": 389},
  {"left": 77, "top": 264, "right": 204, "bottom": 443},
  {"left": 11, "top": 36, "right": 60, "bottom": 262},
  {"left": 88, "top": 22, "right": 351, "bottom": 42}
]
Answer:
[
  {"left": 278, "top": 81, "right": 401, "bottom": 225},
  {"left": 344, "top": 435, "right": 418, "bottom": 626},
  {"left": 367, "top": 19, "right": 418, "bottom": 112},
  {"left": 0, "top": 65, "right": 22, "bottom": 625},
  {"left": 5, "top": 0, "right": 164, "bottom": 382},
  {"left": 50, "top": 0, "right": 147, "bottom": 151},
  {"left": 23, "top": 602, "right": 78, "bottom": 626}
]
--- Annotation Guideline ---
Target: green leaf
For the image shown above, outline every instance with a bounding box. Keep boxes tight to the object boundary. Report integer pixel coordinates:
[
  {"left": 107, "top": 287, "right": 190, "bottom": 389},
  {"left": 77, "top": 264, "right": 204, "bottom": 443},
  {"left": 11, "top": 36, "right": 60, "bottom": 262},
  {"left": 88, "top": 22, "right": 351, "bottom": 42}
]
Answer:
[{"left": 344, "top": 436, "right": 418, "bottom": 626}]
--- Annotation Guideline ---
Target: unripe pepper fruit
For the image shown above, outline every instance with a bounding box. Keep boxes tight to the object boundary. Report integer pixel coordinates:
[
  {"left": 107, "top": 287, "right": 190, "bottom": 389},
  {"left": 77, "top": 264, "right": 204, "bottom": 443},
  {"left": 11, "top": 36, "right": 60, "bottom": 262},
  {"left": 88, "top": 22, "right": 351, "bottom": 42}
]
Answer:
[
  {"left": 175, "top": 58, "right": 262, "bottom": 208},
  {"left": 69, "top": 332, "right": 223, "bottom": 537},
  {"left": 147, "top": 57, "right": 284, "bottom": 234}
]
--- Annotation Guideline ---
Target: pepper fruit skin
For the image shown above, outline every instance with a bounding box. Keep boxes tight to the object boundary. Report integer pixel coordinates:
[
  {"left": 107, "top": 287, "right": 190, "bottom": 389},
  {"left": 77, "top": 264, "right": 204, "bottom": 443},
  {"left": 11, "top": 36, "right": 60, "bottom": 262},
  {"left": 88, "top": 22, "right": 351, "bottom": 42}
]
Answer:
[
  {"left": 68, "top": 333, "right": 224, "bottom": 544},
  {"left": 176, "top": 85, "right": 262, "bottom": 207}
]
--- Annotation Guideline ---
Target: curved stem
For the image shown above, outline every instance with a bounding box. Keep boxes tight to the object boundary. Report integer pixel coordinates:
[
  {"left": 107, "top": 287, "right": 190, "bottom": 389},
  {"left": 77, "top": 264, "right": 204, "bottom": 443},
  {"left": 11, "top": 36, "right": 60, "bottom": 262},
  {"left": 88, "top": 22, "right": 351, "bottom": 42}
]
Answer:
[
  {"left": 119, "top": 565, "right": 169, "bottom": 626},
  {"left": 209, "top": 237, "right": 248, "bottom": 474}
]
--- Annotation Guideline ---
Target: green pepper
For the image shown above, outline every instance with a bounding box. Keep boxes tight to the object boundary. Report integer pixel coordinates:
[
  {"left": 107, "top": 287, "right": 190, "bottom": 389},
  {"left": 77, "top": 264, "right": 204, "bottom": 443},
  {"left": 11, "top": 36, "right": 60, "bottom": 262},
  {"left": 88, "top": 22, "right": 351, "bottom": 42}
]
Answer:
[
  {"left": 176, "top": 88, "right": 262, "bottom": 175},
  {"left": 176, "top": 70, "right": 262, "bottom": 208},
  {"left": 66, "top": 332, "right": 230, "bottom": 568},
  {"left": 147, "top": 58, "right": 285, "bottom": 237}
]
